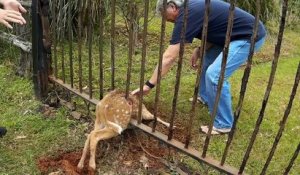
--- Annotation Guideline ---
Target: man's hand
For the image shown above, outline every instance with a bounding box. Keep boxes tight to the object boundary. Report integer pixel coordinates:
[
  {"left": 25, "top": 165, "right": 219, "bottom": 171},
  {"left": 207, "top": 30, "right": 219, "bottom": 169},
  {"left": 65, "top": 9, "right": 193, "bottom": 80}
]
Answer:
[
  {"left": 131, "top": 85, "right": 152, "bottom": 96},
  {"left": 0, "top": 9, "right": 25, "bottom": 28},
  {"left": 190, "top": 42, "right": 213, "bottom": 70},
  {"left": 190, "top": 47, "right": 200, "bottom": 70},
  {"left": 0, "top": 0, "right": 27, "bottom": 14}
]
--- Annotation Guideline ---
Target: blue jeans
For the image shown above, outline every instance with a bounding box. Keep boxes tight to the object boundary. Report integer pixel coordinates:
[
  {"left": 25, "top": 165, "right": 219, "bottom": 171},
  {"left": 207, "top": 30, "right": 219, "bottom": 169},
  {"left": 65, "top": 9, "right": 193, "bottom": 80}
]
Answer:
[{"left": 198, "top": 37, "right": 266, "bottom": 129}]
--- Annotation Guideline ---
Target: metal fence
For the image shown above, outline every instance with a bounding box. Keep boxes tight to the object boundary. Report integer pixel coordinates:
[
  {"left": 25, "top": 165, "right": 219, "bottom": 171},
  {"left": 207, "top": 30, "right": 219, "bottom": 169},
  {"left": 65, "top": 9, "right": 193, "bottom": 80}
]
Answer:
[{"left": 8, "top": 0, "right": 299, "bottom": 174}]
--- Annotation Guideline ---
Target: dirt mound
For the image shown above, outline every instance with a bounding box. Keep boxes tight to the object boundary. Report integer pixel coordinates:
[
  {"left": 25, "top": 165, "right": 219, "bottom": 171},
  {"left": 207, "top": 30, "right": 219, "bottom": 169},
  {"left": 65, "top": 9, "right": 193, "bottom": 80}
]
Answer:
[
  {"left": 37, "top": 129, "right": 179, "bottom": 175},
  {"left": 37, "top": 151, "right": 89, "bottom": 175}
]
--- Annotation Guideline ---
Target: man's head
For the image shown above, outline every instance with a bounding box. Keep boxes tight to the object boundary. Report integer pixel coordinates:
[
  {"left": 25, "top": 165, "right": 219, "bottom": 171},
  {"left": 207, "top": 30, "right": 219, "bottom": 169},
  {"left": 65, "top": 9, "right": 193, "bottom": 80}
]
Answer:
[{"left": 156, "top": 0, "right": 184, "bottom": 22}]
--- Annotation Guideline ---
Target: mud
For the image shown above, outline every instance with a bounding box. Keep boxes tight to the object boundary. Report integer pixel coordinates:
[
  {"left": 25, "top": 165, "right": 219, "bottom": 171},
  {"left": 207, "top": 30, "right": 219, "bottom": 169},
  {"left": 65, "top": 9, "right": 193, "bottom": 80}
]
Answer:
[{"left": 37, "top": 129, "right": 182, "bottom": 175}]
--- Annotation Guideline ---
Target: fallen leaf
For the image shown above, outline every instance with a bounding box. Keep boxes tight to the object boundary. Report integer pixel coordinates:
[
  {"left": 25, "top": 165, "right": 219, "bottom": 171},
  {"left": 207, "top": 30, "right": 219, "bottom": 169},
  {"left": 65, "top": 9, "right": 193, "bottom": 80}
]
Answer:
[
  {"left": 15, "top": 136, "right": 27, "bottom": 139},
  {"left": 123, "top": 160, "right": 132, "bottom": 166}
]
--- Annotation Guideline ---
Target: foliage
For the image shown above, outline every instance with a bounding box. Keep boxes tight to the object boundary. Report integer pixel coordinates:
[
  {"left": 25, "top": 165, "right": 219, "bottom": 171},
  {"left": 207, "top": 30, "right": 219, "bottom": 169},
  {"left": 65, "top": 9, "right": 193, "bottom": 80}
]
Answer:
[
  {"left": 287, "top": 0, "right": 300, "bottom": 28},
  {"left": 236, "top": 0, "right": 280, "bottom": 23}
]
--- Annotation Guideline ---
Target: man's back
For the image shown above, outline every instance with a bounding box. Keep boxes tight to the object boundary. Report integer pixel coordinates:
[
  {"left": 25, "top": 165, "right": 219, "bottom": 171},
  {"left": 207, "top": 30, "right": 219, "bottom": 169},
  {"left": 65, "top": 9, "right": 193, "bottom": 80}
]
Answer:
[{"left": 170, "top": 0, "right": 266, "bottom": 46}]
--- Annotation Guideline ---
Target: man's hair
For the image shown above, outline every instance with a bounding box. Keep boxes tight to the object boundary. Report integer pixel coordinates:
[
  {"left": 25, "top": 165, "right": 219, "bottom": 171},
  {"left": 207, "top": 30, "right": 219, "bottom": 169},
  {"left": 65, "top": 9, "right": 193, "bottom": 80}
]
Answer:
[{"left": 156, "top": 0, "right": 185, "bottom": 16}]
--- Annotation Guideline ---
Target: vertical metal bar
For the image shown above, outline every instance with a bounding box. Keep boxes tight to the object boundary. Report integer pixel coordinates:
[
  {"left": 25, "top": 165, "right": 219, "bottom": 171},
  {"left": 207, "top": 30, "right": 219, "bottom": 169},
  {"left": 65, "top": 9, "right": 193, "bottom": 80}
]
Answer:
[
  {"left": 78, "top": 0, "right": 83, "bottom": 93},
  {"left": 32, "top": 0, "right": 39, "bottom": 97},
  {"left": 152, "top": 0, "right": 167, "bottom": 132},
  {"left": 125, "top": 0, "right": 134, "bottom": 99},
  {"left": 221, "top": 0, "right": 261, "bottom": 165},
  {"left": 57, "top": 1, "right": 66, "bottom": 83},
  {"left": 52, "top": 0, "right": 58, "bottom": 78},
  {"left": 68, "top": 1, "right": 74, "bottom": 88},
  {"left": 110, "top": 0, "right": 116, "bottom": 90},
  {"left": 239, "top": 0, "right": 289, "bottom": 173},
  {"left": 260, "top": 62, "right": 300, "bottom": 175},
  {"left": 138, "top": 0, "right": 149, "bottom": 124},
  {"left": 283, "top": 142, "right": 300, "bottom": 175},
  {"left": 62, "top": 42, "right": 66, "bottom": 83},
  {"left": 99, "top": 0, "right": 104, "bottom": 99},
  {"left": 168, "top": 0, "right": 189, "bottom": 140},
  {"left": 202, "top": 0, "right": 236, "bottom": 158},
  {"left": 87, "top": 0, "right": 93, "bottom": 99},
  {"left": 185, "top": 0, "right": 211, "bottom": 148}
]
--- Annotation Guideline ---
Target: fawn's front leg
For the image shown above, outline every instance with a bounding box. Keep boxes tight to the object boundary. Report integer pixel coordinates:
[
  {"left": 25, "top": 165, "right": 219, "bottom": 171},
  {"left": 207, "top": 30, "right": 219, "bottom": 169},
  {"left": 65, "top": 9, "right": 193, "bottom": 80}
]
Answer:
[{"left": 141, "top": 104, "right": 171, "bottom": 128}]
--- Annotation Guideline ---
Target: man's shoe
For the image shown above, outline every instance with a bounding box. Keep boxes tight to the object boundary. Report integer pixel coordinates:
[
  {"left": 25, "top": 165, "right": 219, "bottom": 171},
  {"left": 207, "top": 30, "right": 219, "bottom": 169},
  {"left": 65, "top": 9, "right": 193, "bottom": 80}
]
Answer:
[
  {"left": 200, "top": 125, "right": 231, "bottom": 135},
  {"left": 0, "top": 127, "right": 7, "bottom": 137},
  {"left": 189, "top": 96, "right": 207, "bottom": 105}
]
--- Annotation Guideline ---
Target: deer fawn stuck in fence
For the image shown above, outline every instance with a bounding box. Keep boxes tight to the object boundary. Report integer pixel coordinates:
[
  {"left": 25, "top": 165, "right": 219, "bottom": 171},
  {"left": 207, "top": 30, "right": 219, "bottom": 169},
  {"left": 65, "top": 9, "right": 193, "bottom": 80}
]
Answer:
[{"left": 77, "top": 90, "right": 171, "bottom": 172}]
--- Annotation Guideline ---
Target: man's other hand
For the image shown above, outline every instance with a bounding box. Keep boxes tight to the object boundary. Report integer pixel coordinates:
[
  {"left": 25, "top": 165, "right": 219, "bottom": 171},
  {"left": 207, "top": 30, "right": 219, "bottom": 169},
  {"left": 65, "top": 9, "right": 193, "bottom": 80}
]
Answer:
[
  {"left": 1, "top": 0, "right": 27, "bottom": 14},
  {"left": 0, "top": 9, "right": 25, "bottom": 28},
  {"left": 190, "top": 47, "right": 200, "bottom": 70}
]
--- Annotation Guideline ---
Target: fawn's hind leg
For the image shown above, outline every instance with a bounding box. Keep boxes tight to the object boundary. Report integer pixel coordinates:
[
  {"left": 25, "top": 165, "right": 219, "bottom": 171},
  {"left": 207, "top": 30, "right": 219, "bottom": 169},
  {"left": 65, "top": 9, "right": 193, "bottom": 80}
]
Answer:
[
  {"left": 88, "top": 127, "right": 118, "bottom": 171},
  {"left": 77, "top": 133, "right": 91, "bottom": 169},
  {"left": 78, "top": 102, "right": 105, "bottom": 170}
]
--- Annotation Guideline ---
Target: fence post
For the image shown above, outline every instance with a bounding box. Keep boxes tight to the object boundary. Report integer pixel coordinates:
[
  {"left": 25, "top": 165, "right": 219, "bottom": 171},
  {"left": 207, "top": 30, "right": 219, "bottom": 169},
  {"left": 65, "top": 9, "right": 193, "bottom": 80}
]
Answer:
[{"left": 31, "top": 0, "right": 51, "bottom": 99}]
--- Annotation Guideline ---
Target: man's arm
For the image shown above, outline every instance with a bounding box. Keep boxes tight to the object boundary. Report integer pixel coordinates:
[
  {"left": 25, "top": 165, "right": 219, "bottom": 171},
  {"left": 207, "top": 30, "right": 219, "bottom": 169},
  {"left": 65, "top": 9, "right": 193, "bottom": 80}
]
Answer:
[
  {"left": 131, "top": 44, "right": 180, "bottom": 95},
  {"left": 148, "top": 44, "right": 180, "bottom": 85}
]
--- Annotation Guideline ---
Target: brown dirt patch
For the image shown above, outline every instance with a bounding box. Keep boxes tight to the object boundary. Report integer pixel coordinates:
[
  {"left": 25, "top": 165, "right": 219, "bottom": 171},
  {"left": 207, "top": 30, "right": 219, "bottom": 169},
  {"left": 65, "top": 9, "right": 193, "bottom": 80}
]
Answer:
[
  {"left": 37, "top": 151, "right": 89, "bottom": 175},
  {"left": 37, "top": 129, "right": 182, "bottom": 175}
]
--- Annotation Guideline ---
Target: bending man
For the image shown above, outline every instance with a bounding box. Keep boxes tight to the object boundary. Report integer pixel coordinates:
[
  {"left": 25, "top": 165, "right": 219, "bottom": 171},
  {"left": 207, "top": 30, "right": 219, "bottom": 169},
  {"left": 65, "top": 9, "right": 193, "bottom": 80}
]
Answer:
[{"left": 132, "top": 0, "right": 266, "bottom": 135}]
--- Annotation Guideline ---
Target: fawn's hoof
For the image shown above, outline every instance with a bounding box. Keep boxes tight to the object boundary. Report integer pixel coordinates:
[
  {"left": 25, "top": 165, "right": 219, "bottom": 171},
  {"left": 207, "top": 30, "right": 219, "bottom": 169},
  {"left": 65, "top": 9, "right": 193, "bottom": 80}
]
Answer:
[
  {"left": 88, "top": 167, "right": 96, "bottom": 175},
  {"left": 88, "top": 160, "right": 96, "bottom": 171},
  {"left": 77, "top": 162, "right": 84, "bottom": 170}
]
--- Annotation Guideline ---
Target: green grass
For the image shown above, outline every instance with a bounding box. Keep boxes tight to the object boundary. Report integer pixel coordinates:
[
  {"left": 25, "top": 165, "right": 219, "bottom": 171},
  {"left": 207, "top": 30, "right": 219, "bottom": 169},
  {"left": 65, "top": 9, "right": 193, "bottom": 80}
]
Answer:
[{"left": 0, "top": 64, "right": 87, "bottom": 174}]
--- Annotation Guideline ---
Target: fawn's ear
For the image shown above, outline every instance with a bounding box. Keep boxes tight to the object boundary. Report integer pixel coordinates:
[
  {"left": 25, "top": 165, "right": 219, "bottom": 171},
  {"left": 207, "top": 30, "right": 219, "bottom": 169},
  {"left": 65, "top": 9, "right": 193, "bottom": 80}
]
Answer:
[
  {"left": 130, "top": 92, "right": 141, "bottom": 99},
  {"left": 126, "top": 97, "right": 134, "bottom": 106}
]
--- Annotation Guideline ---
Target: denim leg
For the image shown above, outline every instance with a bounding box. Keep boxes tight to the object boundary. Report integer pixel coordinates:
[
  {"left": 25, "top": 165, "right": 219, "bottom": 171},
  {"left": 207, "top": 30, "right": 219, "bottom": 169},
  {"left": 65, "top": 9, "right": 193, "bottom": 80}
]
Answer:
[
  {"left": 205, "top": 37, "right": 266, "bottom": 129},
  {"left": 198, "top": 45, "right": 223, "bottom": 103}
]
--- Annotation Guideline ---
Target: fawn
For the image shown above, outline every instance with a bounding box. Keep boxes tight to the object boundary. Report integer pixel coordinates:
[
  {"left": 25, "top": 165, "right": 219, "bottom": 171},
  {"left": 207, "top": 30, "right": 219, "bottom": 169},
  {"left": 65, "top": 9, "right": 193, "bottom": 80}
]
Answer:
[{"left": 77, "top": 90, "right": 170, "bottom": 172}]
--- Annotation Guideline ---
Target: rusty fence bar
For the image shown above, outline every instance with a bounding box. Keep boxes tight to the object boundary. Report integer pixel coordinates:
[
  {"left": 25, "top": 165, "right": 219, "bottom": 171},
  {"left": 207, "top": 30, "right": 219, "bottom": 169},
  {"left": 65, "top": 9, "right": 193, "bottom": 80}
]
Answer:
[
  {"left": 238, "top": 0, "right": 289, "bottom": 173},
  {"left": 185, "top": 0, "right": 211, "bottom": 148},
  {"left": 59, "top": 0, "right": 65, "bottom": 84},
  {"left": 52, "top": 0, "right": 58, "bottom": 78},
  {"left": 125, "top": 0, "right": 134, "bottom": 99},
  {"left": 68, "top": 1, "right": 74, "bottom": 88},
  {"left": 284, "top": 142, "right": 300, "bottom": 175},
  {"left": 168, "top": 0, "right": 189, "bottom": 140},
  {"left": 31, "top": 0, "right": 39, "bottom": 97},
  {"left": 202, "top": 0, "right": 236, "bottom": 158},
  {"left": 260, "top": 62, "right": 300, "bottom": 175},
  {"left": 152, "top": 0, "right": 167, "bottom": 132},
  {"left": 77, "top": 0, "right": 83, "bottom": 93},
  {"left": 87, "top": 0, "right": 93, "bottom": 99},
  {"left": 110, "top": 0, "right": 116, "bottom": 90},
  {"left": 221, "top": 0, "right": 261, "bottom": 165},
  {"left": 61, "top": 40, "right": 65, "bottom": 83},
  {"left": 137, "top": 0, "right": 150, "bottom": 125},
  {"left": 99, "top": 0, "right": 104, "bottom": 100}
]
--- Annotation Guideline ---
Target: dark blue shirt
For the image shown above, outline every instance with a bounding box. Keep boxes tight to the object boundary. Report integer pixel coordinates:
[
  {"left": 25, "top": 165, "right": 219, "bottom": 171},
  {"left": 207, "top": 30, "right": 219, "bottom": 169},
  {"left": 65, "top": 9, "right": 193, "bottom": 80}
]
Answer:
[{"left": 170, "top": 0, "right": 267, "bottom": 46}]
